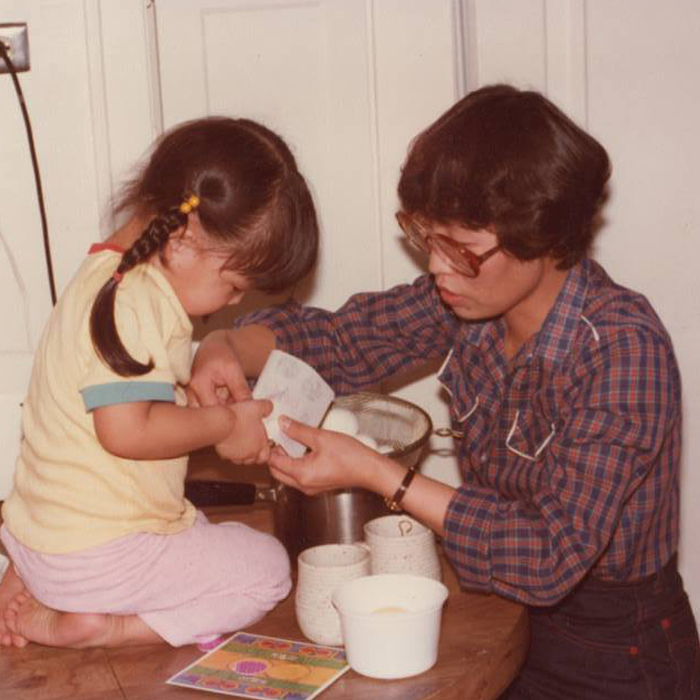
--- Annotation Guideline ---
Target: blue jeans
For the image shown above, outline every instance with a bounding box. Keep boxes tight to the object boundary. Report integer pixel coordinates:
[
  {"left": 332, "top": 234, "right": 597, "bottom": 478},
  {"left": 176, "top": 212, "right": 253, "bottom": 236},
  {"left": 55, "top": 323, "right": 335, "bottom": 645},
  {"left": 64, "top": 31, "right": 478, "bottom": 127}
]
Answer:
[{"left": 500, "top": 555, "right": 700, "bottom": 699}]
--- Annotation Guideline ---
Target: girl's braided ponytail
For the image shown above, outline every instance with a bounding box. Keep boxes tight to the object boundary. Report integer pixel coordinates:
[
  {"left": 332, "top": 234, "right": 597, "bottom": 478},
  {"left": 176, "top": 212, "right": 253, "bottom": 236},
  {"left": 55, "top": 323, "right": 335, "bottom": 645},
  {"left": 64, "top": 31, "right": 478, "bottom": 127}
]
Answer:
[{"left": 89, "top": 206, "right": 189, "bottom": 377}]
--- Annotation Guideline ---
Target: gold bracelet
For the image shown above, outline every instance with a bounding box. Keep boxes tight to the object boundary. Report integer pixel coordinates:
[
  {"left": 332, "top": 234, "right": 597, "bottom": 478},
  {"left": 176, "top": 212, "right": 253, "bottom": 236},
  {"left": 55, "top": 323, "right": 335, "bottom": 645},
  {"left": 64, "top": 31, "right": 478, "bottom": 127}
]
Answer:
[{"left": 384, "top": 468, "right": 417, "bottom": 512}]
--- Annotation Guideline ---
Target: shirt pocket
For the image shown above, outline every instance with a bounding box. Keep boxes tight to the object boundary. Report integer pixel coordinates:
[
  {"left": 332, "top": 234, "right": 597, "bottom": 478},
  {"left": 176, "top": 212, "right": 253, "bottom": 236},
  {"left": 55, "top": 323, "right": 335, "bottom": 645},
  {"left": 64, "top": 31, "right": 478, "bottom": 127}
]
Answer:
[{"left": 504, "top": 405, "right": 557, "bottom": 462}]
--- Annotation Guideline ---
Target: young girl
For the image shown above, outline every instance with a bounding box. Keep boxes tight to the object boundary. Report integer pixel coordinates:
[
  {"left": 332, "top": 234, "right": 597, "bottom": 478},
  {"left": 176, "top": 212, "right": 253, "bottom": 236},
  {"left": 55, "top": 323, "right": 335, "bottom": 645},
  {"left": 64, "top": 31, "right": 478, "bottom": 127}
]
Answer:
[{"left": 0, "top": 116, "right": 319, "bottom": 648}]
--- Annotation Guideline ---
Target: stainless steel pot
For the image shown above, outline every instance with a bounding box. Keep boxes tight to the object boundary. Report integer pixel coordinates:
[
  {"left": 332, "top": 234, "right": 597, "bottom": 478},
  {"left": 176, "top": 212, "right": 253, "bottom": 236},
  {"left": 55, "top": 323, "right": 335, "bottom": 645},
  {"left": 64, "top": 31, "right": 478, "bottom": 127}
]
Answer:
[{"left": 185, "top": 392, "right": 433, "bottom": 562}]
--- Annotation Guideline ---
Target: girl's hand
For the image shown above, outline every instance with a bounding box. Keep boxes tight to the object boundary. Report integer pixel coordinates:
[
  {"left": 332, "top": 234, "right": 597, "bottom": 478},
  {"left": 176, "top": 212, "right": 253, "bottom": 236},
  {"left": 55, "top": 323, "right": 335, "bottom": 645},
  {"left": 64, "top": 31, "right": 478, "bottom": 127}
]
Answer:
[
  {"left": 188, "top": 331, "right": 252, "bottom": 408},
  {"left": 267, "top": 416, "right": 384, "bottom": 495},
  {"left": 215, "top": 399, "right": 273, "bottom": 464}
]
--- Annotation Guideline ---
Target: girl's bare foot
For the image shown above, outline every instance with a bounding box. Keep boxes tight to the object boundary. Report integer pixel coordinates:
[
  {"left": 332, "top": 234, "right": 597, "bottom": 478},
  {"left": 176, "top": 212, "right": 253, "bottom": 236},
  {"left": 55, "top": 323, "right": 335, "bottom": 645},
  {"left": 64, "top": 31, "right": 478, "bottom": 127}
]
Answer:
[
  {"left": 5, "top": 590, "right": 162, "bottom": 648},
  {"left": 0, "top": 563, "right": 27, "bottom": 646}
]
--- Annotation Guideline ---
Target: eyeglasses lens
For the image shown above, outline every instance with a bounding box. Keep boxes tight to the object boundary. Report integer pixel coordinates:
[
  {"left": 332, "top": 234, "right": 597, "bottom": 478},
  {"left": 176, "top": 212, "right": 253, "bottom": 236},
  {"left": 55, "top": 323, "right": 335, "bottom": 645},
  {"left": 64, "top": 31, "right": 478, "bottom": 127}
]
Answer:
[
  {"left": 398, "top": 213, "right": 480, "bottom": 277},
  {"left": 432, "top": 238, "right": 479, "bottom": 277},
  {"left": 403, "top": 220, "right": 430, "bottom": 253}
]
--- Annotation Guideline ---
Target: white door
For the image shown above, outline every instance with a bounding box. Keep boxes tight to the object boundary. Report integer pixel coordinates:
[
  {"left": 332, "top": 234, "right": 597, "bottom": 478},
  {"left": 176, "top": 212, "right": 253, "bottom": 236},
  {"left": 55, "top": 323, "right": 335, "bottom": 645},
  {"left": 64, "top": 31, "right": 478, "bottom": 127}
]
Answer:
[
  {"left": 0, "top": 0, "right": 111, "bottom": 499},
  {"left": 0, "top": 243, "right": 40, "bottom": 500},
  {"left": 154, "top": 0, "right": 468, "bottom": 484}
]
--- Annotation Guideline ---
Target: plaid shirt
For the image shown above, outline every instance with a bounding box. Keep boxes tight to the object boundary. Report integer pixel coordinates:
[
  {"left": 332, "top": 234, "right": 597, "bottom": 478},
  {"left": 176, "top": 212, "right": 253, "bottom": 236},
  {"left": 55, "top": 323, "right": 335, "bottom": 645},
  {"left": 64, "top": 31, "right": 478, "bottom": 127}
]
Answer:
[{"left": 243, "top": 259, "right": 681, "bottom": 606}]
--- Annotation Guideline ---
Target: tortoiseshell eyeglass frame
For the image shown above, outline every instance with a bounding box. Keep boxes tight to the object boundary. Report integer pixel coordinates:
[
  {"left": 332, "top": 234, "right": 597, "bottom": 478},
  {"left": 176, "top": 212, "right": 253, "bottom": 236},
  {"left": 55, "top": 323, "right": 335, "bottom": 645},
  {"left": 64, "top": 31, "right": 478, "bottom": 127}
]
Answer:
[{"left": 396, "top": 211, "right": 501, "bottom": 277}]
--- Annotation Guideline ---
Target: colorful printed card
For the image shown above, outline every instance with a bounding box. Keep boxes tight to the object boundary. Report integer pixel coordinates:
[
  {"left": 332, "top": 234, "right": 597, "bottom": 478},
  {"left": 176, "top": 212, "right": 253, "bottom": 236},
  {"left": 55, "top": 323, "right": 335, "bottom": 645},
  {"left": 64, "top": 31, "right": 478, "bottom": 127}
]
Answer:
[{"left": 167, "top": 632, "right": 350, "bottom": 699}]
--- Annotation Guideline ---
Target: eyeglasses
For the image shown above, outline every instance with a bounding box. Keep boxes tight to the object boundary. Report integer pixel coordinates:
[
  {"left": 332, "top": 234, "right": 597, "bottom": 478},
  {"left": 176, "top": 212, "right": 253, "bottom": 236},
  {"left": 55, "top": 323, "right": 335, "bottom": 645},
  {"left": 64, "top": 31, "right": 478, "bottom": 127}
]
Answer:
[{"left": 396, "top": 212, "right": 501, "bottom": 278}]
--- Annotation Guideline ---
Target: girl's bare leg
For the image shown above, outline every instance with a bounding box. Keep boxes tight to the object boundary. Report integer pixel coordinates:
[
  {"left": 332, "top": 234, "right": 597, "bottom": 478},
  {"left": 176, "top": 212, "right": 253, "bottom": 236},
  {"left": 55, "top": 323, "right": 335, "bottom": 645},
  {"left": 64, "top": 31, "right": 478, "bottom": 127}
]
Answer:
[
  {"left": 4, "top": 589, "right": 163, "bottom": 648},
  {"left": 0, "top": 564, "right": 27, "bottom": 646}
]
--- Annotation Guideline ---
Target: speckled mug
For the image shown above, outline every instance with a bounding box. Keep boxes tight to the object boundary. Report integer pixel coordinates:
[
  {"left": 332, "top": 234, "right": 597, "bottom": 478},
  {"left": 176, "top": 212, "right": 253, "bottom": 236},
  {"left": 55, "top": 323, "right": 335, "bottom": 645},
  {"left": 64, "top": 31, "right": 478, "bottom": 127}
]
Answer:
[
  {"left": 363, "top": 515, "right": 442, "bottom": 581},
  {"left": 295, "top": 543, "right": 371, "bottom": 646}
]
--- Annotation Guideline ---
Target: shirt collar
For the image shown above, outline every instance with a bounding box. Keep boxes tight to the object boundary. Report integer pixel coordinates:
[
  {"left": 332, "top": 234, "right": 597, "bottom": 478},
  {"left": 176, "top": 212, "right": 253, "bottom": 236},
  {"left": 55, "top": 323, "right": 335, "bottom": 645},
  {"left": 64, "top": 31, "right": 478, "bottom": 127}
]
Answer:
[
  {"left": 458, "top": 258, "right": 598, "bottom": 367},
  {"left": 88, "top": 243, "right": 125, "bottom": 255},
  {"left": 526, "top": 258, "right": 593, "bottom": 365}
]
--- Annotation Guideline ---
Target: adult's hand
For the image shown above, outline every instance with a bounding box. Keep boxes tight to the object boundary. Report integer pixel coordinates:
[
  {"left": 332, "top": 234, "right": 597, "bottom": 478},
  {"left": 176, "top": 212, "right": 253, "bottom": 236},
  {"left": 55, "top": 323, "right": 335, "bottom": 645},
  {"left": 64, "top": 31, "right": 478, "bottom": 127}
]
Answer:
[
  {"left": 269, "top": 415, "right": 455, "bottom": 538},
  {"left": 187, "top": 330, "right": 252, "bottom": 407},
  {"left": 268, "top": 416, "right": 396, "bottom": 496}
]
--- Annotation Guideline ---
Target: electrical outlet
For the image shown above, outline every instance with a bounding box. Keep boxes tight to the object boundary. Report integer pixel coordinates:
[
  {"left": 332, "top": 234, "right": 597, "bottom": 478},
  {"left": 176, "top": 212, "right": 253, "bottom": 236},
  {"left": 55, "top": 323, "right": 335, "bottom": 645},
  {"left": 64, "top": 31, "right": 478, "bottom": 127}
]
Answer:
[{"left": 0, "top": 22, "right": 30, "bottom": 74}]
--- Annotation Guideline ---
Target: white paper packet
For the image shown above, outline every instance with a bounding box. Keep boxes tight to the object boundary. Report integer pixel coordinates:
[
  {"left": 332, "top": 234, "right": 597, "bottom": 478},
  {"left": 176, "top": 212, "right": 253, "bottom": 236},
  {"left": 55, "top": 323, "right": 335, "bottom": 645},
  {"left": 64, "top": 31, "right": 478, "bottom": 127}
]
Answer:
[{"left": 252, "top": 350, "right": 335, "bottom": 457}]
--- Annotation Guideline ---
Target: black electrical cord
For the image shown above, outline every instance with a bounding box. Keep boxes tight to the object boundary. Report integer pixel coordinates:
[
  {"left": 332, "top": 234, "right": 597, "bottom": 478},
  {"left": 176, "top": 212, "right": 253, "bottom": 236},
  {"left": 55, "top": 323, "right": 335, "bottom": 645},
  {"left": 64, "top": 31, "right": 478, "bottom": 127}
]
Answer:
[{"left": 0, "top": 40, "right": 57, "bottom": 306}]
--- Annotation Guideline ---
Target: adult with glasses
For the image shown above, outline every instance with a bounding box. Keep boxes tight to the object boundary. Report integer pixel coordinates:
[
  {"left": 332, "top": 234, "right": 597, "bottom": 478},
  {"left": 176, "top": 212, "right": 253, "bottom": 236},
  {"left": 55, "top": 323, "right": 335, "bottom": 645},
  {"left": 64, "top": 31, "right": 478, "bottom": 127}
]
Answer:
[{"left": 188, "top": 84, "right": 700, "bottom": 698}]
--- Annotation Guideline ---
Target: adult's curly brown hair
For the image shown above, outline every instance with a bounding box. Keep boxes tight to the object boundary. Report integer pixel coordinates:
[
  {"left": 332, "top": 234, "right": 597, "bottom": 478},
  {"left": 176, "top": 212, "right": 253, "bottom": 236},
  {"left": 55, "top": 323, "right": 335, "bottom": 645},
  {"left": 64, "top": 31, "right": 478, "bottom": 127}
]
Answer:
[{"left": 397, "top": 84, "right": 611, "bottom": 269}]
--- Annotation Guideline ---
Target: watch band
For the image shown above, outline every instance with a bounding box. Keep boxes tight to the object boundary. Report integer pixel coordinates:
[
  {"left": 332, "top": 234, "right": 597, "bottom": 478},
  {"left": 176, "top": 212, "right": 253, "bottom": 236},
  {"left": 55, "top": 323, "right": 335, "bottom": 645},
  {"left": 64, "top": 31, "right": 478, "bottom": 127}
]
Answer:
[{"left": 384, "top": 468, "right": 417, "bottom": 512}]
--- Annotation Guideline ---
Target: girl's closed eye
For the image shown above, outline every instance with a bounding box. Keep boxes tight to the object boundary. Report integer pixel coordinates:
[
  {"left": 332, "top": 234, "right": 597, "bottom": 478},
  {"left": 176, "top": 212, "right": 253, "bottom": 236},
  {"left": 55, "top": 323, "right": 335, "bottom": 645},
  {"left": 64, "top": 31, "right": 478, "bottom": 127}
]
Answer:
[
  {"left": 227, "top": 286, "right": 245, "bottom": 306},
  {"left": 220, "top": 270, "right": 252, "bottom": 306}
]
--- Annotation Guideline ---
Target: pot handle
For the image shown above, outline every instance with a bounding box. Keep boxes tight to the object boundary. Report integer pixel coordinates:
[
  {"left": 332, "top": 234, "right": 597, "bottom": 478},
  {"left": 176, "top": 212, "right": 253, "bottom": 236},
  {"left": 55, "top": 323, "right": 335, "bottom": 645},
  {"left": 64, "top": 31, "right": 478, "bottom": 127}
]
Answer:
[
  {"left": 184, "top": 480, "right": 277, "bottom": 507},
  {"left": 434, "top": 427, "right": 464, "bottom": 438}
]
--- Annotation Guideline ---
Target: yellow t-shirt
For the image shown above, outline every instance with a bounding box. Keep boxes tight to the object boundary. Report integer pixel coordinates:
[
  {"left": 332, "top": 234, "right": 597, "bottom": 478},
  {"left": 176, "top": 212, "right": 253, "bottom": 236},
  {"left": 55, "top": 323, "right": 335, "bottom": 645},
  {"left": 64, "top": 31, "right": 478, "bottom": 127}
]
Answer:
[{"left": 2, "top": 247, "right": 197, "bottom": 553}]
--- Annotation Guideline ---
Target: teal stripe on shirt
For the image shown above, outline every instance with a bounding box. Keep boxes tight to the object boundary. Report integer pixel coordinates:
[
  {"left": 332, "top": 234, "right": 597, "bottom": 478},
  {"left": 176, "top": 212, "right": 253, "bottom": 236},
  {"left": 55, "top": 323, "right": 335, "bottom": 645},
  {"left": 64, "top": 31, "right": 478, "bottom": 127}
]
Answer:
[{"left": 81, "top": 381, "right": 175, "bottom": 411}]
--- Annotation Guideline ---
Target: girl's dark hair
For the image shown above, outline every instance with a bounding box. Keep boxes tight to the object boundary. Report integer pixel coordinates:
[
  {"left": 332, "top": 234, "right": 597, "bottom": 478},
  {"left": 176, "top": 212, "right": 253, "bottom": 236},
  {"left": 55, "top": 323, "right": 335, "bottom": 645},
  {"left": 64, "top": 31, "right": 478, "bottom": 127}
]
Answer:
[
  {"left": 397, "top": 84, "right": 611, "bottom": 268},
  {"left": 90, "top": 116, "right": 319, "bottom": 376}
]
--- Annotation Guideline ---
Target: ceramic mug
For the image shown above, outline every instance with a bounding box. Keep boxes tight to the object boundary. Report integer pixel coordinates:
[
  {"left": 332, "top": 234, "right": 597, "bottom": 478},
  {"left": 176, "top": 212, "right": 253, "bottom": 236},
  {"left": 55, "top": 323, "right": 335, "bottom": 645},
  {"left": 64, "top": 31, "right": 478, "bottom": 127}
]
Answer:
[
  {"left": 363, "top": 514, "right": 442, "bottom": 581},
  {"left": 295, "top": 543, "right": 371, "bottom": 646}
]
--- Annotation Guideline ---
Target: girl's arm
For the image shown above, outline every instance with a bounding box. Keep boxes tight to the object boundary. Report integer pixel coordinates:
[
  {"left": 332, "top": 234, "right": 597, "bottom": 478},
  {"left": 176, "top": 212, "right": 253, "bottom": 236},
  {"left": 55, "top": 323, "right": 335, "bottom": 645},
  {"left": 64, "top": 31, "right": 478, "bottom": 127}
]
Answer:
[{"left": 93, "top": 398, "right": 272, "bottom": 461}]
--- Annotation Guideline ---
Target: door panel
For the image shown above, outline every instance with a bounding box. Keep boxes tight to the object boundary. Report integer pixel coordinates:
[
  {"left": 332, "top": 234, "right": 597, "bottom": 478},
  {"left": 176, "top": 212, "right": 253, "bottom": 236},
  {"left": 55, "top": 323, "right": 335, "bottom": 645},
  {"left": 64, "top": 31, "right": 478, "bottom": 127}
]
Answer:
[
  {"left": 155, "top": 0, "right": 466, "bottom": 485},
  {"left": 157, "top": 0, "right": 380, "bottom": 309}
]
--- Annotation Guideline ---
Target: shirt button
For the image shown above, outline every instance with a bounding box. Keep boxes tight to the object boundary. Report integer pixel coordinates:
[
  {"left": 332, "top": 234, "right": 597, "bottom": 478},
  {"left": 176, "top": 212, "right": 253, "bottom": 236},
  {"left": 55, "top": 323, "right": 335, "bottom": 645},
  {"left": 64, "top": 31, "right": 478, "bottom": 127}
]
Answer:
[{"left": 480, "top": 453, "right": 488, "bottom": 463}]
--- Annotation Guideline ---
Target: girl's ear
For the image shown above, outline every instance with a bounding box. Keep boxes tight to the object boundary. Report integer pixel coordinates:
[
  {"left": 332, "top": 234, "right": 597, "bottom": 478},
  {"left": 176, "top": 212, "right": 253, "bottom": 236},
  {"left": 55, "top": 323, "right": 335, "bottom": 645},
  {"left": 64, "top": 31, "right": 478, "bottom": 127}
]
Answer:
[
  {"left": 171, "top": 220, "right": 198, "bottom": 246},
  {"left": 162, "top": 223, "right": 197, "bottom": 266}
]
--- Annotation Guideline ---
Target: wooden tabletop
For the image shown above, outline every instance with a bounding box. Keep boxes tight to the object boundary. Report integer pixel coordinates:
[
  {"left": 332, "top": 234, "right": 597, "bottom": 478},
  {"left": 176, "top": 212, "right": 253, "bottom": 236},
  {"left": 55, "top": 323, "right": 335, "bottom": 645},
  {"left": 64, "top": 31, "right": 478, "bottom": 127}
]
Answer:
[
  {"left": 0, "top": 461, "right": 529, "bottom": 700},
  {"left": 247, "top": 549, "right": 528, "bottom": 700}
]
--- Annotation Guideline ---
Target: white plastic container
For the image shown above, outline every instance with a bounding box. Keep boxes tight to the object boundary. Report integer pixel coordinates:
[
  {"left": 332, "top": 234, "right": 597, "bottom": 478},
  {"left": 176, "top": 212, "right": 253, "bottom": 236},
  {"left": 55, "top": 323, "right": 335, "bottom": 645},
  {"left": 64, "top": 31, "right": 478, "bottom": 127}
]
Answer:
[{"left": 332, "top": 573, "right": 449, "bottom": 679}]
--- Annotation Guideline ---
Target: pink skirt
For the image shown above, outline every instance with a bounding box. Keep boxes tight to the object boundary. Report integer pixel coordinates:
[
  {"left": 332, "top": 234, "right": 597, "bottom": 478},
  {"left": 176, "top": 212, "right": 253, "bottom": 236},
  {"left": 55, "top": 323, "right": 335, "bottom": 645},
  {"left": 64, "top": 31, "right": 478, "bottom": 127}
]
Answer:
[{"left": 0, "top": 511, "right": 291, "bottom": 646}]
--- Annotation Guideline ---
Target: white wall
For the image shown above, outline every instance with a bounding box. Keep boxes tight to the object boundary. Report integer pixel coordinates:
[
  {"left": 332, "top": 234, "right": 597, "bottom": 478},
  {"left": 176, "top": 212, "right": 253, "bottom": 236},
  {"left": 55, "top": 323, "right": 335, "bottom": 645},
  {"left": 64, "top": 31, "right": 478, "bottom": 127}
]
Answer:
[
  {"left": 0, "top": 0, "right": 157, "bottom": 496},
  {"left": 0, "top": 0, "right": 103, "bottom": 498},
  {"left": 1, "top": 0, "right": 699, "bottom": 618}
]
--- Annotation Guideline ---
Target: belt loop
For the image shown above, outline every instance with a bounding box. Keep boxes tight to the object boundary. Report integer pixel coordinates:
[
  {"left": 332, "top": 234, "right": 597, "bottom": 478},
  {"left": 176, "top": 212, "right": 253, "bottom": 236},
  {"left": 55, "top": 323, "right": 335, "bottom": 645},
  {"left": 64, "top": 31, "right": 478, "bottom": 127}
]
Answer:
[{"left": 652, "top": 554, "right": 678, "bottom": 594}]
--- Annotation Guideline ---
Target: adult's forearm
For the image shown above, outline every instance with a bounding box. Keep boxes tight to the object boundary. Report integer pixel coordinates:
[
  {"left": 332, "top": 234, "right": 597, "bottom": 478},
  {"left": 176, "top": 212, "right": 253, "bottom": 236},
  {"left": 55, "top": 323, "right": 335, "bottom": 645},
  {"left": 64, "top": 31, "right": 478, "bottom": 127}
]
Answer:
[
  {"left": 362, "top": 452, "right": 453, "bottom": 537},
  {"left": 400, "top": 473, "right": 453, "bottom": 537},
  {"left": 218, "top": 325, "right": 277, "bottom": 377}
]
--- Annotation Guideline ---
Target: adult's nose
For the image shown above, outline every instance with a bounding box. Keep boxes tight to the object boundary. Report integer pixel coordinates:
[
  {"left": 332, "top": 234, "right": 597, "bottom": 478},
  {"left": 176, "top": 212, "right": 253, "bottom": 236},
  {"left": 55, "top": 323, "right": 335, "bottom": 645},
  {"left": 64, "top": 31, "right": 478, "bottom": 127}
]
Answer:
[{"left": 427, "top": 247, "right": 455, "bottom": 276}]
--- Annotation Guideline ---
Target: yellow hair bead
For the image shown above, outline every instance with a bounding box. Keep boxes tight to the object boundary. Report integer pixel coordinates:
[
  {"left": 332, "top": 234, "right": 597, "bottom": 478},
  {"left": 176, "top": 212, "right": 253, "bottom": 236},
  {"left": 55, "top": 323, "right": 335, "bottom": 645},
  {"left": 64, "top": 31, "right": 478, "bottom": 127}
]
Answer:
[{"left": 179, "top": 194, "right": 201, "bottom": 214}]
